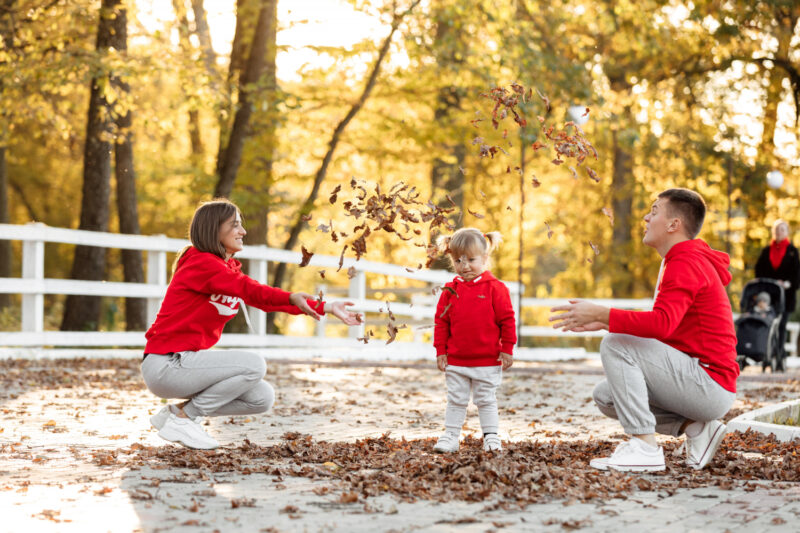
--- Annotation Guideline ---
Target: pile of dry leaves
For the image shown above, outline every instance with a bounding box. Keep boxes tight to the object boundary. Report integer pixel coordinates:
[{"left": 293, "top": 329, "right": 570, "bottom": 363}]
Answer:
[{"left": 97, "top": 430, "right": 799, "bottom": 507}]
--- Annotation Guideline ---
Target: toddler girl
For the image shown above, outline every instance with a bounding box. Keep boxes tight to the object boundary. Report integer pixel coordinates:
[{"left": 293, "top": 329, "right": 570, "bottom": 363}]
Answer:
[{"left": 432, "top": 227, "right": 516, "bottom": 453}]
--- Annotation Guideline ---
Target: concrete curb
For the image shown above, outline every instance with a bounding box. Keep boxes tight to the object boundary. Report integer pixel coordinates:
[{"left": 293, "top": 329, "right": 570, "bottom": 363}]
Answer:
[{"left": 728, "top": 398, "right": 800, "bottom": 442}]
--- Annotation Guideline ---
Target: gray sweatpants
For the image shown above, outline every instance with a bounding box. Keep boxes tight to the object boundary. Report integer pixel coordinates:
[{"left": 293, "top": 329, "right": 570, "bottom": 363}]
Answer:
[
  {"left": 444, "top": 365, "right": 502, "bottom": 435},
  {"left": 141, "top": 350, "right": 274, "bottom": 419},
  {"left": 593, "top": 333, "right": 736, "bottom": 437}
]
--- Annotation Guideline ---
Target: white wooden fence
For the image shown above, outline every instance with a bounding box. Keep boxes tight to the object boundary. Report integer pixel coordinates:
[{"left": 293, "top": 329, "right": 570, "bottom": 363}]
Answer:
[{"left": 5, "top": 222, "right": 791, "bottom": 358}]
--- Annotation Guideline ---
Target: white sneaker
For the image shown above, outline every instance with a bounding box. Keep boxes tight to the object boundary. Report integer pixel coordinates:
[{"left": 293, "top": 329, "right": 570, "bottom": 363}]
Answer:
[
  {"left": 590, "top": 438, "right": 665, "bottom": 472},
  {"left": 157, "top": 413, "right": 219, "bottom": 450},
  {"left": 433, "top": 432, "right": 459, "bottom": 453},
  {"left": 150, "top": 405, "right": 201, "bottom": 430},
  {"left": 686, "top": 420, "right": 727, "bottom": 470},
  {"left": 483, "top": 434, "right": 502, "bottom": 452}
]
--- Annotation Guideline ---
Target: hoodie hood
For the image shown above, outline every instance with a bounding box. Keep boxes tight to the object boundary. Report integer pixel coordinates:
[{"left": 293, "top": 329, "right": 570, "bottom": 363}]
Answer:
[
  {"left": 177, "top": 246, "right": 242, "bottom": 273},
  {"left": 666, "top": 239, "right": 732, "bottom": 286},
  {"left": 452, "top": 270, "right": 497, "bottom": 286}
]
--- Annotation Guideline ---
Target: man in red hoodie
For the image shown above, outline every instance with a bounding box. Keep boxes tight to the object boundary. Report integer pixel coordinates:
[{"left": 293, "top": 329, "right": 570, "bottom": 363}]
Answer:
[{"left": 550, "top": 188, "right": 738, "bottom": 472}]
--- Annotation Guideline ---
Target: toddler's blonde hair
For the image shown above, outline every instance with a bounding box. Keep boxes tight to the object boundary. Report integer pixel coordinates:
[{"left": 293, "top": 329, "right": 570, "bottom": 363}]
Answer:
[{"left": 437, "top": 227, "right": 502, "bottom": 261}]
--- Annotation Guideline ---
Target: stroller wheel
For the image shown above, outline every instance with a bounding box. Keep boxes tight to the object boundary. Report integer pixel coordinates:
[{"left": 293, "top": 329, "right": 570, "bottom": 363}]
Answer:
[{"left": 737, "top": 355, "right": 748, "bottom": 371}]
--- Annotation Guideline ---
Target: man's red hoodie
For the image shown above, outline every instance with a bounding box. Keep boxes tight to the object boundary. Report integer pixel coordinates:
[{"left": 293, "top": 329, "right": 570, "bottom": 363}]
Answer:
[
  {"left": 144, "top": 247, "right": 324, "bottom": 354},
  {"left": 609, "top": 239, "right": 739, "bottom": 392},
  {"left": 434, "top": 271, "right": 517, "bottom": 367}
]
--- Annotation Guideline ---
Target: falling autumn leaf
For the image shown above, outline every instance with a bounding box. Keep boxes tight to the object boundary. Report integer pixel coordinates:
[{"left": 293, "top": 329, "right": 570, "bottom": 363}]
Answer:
[
  {"left": 602, "top": 207, "right": 614, "bottom": 226},
  {"left": 589, "top": 241, "right": 600, "bottom": 255},
  {"left": 467, "top": 209, "right": 485, "bottom": 219},
  {"left": 329, "top": 184, "right": 342, "bottom": 204},
  {"left": 299, "top": 246, "right": 314, "bottom": 267},
  {"left": 587, "top": 168, "right": 600, "bottom": 182},
  {"left": 531, "top": 177, "right": 541, "bottom": 188}
]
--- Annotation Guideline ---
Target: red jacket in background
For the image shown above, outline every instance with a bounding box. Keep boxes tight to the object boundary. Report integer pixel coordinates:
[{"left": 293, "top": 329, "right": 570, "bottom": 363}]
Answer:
[
  {"left": 434, "top": 271, "right": 517, "bottom": 366},
  {"left": 609, "top": 239, "right": 739, "bottom": 393},
  {"left": 145, "top": 247, "right": 324, "bottom": 354}
]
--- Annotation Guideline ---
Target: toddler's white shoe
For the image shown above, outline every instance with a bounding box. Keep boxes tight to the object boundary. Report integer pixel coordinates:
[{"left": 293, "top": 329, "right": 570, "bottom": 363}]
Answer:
[
  {"left": 433, "top": 432, "right": 459, "bottom": 453},
  {"left": 685, "top": 420, "right": 727, "bottom": 470},
  {"left": 158, "top": 413, "right": 219, "bottom": 450},
  {"left": 483, "top": 434, "right": 502, "bottom": 452},
  {"left": 589, "top": 438, "right": 665, "bottom": 472}
]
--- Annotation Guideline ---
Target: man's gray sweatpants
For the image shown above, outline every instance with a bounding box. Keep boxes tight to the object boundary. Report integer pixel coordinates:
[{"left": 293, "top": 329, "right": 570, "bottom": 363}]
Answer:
[
  {"left": 593, "top": 333, "right": 736, "bottom": 437},
  {"left": 141, "top": 350, "right": 274, "bottom": 419}
]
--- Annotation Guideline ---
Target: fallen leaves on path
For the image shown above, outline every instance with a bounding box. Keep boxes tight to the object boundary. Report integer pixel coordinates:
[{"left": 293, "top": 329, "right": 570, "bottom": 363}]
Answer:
[{"left": 94, "top": 430, "right": 800, "bottom": 508}]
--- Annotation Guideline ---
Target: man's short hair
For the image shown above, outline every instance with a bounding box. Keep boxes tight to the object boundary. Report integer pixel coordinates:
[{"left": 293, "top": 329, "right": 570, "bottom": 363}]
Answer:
[{"left": 657, "top": 188, "right": 706, "bottom": 239}]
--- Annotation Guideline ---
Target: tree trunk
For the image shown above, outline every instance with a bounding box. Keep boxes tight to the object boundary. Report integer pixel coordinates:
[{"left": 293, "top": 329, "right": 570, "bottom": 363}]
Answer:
[
  {"left": 216, "top": 0, "right": 257, "bottom": 185},
  {"left": 0, "top": 2, "right": 14, "bottom": 311},
  {"left": 60, "top": 0, "right": 122, "bottom": 331},
  {"left": 610, "top": 120, "right": 634, "bottom": 297},
  {"left": 191, "top": 0, "right": 217, "bottom": 73},
  {"left": 0, "top": 146, "right": 10, "bottom": 310},
  {"left": 111, "top": 8, "right": 146, "bottom": 331},
  {"left": 270, "top": 0, "right": 422, "bottom": 290},
  {"left": 172, "top": 0, "right": 204, "bottom": 158},
  {"left": 214, "top": 0, "right": 277, "bottom": 198}
]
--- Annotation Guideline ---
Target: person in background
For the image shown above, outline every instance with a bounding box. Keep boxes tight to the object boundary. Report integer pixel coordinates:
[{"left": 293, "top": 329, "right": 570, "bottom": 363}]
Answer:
[{"left": 755, "top": 219, "right": 800, "bottom": 361}]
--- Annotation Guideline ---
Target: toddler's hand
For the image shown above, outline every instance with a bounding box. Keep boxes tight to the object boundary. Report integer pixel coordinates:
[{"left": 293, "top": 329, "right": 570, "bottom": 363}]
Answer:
[
  {"left": 329, "top": 301, "right": 363, "bottom": 326},
  {"left": 436, "top": 354, "right": 447, "bottom": 372},
  {"left": 498, "top": 352, "right": 513, "bottom": 370}
]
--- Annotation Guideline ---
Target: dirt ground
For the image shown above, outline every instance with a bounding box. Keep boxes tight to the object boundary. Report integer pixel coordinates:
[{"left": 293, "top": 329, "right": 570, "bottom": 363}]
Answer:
[{"left": 1, "top": 354, "right": 799, "bottom": 532}]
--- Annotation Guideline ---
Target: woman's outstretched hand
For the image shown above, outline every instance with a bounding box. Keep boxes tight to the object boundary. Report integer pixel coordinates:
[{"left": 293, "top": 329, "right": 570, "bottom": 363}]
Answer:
[
  {"left": 329, "top": 301, "right": 364, "bottom": 326},
  {"left": 289, "top": 292, "right": 322, "bottom": 321}
]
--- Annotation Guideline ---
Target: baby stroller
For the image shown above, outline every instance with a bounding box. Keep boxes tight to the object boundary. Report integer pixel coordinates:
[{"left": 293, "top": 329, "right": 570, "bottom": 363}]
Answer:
[{"left": 735, "top": 278, "right": 785, "bottom": 372}]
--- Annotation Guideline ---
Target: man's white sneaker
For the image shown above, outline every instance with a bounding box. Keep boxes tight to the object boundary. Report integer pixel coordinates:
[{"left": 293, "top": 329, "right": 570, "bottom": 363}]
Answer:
[
  {"left": 686, "top": 420, "right": 727, "bottom": 470},
  {"left": 483, "top": 434, "right": 502, "bottom": 452},
  {"left": 589, "top": 438, "right": 665, "bottom": 472},
  {"left": 150, "top": 405, "right": 201, "bottom": 430},
  {"left": 433, "top": 432, "right": 459, "bottom": 453},
  {"left": 157, "top": 413, "right": 219, "bottom": 450}
]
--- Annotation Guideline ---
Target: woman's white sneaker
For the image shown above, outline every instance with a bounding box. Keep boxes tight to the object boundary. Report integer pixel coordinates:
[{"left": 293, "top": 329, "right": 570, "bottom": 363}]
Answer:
[
  {"left": 150, "top": 405, "right": 201, "bottom": 430},
  {"left": 590, "top": 438, "right": 665, "bottom": 472},
  {"left": 686, "top": 420, "right": 727, "bottom": 470},
  {"left": 157, "top": 413, "right": 219, "bottom": 450}
]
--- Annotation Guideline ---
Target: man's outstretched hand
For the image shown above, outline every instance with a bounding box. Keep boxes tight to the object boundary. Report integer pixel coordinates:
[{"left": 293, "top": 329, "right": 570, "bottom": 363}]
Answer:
[{"left": 549, "top": 299, "right": 610, "bottom": 332}]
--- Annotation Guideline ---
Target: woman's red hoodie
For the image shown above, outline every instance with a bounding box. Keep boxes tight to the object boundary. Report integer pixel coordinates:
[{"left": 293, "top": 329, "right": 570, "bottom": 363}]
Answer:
[
  {"left": 144, "top": 247, "right": 324, "bottom": 354},
  {"left": 609, "top": 239, "right": 739, "bottom": 392}
]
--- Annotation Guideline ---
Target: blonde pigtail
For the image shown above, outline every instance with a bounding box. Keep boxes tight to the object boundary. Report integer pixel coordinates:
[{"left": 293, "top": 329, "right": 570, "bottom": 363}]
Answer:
[
  {"left": 483, "top": 231, "right": 503, "bottom": 254},
  {"left": 437, "top": 234, "right": 453, "bottom": 255}
]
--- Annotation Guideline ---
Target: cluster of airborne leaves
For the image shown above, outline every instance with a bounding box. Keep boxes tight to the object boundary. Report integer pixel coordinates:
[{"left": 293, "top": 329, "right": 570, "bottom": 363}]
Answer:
[{"left": 299, "top": 84, "right": 608, "bottom": 342}]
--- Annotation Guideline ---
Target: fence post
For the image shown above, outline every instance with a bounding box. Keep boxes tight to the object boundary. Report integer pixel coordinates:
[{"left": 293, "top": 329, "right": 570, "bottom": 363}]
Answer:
[
  {"left": 21, "top": 234, "right": 44, "bottom": 332},
  {"left": 147, "top": 246, "right": 167, "bottom": 326},
  {"left": 248, "top": 254, "right": 268, "bottom": 335},
  {"left": 348, "top": 270, "right": 366, "bottom": 339}
]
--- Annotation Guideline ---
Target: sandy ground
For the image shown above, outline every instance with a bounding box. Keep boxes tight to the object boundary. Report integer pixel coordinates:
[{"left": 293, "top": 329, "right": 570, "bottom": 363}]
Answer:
[{"left": 1, "top": 355, "right": 799, "bottom": 532}]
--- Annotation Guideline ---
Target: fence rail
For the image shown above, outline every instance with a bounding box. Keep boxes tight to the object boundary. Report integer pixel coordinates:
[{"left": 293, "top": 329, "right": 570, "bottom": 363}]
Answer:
[{"left": 2, "top": 223, "right": 795, "bottom": 358}]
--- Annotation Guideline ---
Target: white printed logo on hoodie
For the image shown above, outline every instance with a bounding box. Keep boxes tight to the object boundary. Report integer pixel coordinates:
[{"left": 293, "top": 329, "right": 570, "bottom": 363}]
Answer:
[{"left": 209, "top": 294, "right": 241, "bottom": 316}]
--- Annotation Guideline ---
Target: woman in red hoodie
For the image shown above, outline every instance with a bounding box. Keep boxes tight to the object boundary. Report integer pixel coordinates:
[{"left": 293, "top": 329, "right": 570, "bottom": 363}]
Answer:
[
  {"left": 432, "top": 228, "right": 516, "bottom": 454},
  {"left": 142, "top": 199, "right": 362, "bottom": 450}
]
